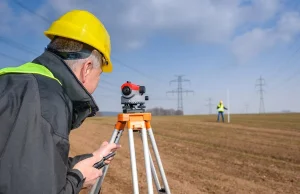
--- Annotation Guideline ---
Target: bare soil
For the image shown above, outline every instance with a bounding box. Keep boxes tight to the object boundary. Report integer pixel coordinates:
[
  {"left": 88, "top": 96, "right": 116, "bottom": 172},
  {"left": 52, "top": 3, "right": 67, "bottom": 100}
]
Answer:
[{"left": 69, "top": 113, "right": 300, "bottom": 194}]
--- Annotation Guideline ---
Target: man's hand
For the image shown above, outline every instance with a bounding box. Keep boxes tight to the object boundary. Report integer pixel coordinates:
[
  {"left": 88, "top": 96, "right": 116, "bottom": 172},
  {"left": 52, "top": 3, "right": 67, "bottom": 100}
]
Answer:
[
  {"left": 73, "top": 141, "right": 121, "bottom": 188},
  {"left": 92, "top": 141, "right": 121, "bottom": 165}
]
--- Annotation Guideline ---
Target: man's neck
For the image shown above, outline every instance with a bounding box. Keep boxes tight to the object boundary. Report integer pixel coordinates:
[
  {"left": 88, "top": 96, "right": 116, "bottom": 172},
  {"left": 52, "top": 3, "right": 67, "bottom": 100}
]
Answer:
[{"left": 32, "top": 50, "right": 99, "bottom": 129}]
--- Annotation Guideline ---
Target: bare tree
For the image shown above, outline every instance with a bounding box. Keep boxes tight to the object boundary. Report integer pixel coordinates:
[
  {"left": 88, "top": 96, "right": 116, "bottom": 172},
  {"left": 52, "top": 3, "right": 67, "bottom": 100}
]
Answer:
[
  {"left": 95, "top": 111, "right": 102, "bottom": 117},
  {"left": 146, "top": 107, "right": 183, "bottom": 116}
]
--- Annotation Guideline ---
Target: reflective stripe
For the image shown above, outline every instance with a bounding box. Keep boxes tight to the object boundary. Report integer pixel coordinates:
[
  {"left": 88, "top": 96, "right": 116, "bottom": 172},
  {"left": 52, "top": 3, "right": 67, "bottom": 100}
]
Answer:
[
  {"left": 0, "top": 62, "right": 62, "bottom": 85},
  {"left": 217, "top": 104, "right": 224, "bottom": 112}
]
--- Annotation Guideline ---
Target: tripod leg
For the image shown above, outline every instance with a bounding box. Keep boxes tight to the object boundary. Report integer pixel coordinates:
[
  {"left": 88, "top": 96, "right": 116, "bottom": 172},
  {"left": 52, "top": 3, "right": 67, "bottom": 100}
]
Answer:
[
  {"left": 128, "top": 128, "right": 139, "bottom": 194},
  {"left": 138, "top": 131, "right": 162, "bottom": 191},
  {"left": 89, "top": 128, "right": 123, "bottom": 194},
  {"left": 149, "top": 151, "right": 161, "bottom": 191},
  {"left": 141, "top": 128, "right": 154, "bottom": 194},
  {"left": 148, "top": 128, "right": 171, "bottom": 194}
]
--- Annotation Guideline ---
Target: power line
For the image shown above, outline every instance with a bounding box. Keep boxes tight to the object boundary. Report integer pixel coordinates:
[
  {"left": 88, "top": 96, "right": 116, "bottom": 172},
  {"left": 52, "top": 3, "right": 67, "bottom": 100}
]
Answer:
[
  {"left": 166, "top": 75, "right": 194, "bottom": 113},
  {"left": 0, "top": 52, "right": 27, "bottom": 63},
  {"left": 1, "top": 1, "right": 191, "bottom": 110},
  {"left": 0, "top": 35, "right": 173, "bottom": 101},
  {"left": 12, "top": 1, "right": 165, "bottom": 84},
  {"left": 0, "top": 39, "right": 121, "bottom": 91},
  {"left": 0, "top": 36, "right": 40, "bottom": 55},
  {"left": 206, "top": 97, "right": 213, "bottom": 115},
  {"left": 13, "top": 0, "right": 51, "bottom": 23},
  {"left": 268, "top": 67, "right": 300, "bottom": 91},
  {"left": 111, "top": 57, "right": 164, "bottom": 83},
  {"left": 255, "top": 76, "right": 266, "bottom": 114}
]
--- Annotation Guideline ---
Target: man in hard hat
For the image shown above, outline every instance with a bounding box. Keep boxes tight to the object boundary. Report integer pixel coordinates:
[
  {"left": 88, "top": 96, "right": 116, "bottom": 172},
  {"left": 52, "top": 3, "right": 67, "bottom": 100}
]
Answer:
[
  {"left": 0, "top": 10, "right": 121, "bottom": 193},
  {"left": 216, "top": 100, "right": 228, "bottom": 122}
]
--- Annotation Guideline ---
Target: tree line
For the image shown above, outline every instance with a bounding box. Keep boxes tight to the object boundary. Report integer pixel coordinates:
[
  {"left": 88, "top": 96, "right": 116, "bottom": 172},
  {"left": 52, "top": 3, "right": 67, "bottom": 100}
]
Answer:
[
  {"left": 95, "top": 107, "right": 184, "bottom": 117},
  {"left": 146, "top": 107, "right": 183, "bottom": 116}
]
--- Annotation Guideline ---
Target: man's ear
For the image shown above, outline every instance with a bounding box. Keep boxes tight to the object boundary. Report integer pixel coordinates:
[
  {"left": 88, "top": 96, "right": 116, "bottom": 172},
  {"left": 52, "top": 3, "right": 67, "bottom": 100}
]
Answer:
[{"left": 80, "top": 60, "right": 93, "bottom": 83}]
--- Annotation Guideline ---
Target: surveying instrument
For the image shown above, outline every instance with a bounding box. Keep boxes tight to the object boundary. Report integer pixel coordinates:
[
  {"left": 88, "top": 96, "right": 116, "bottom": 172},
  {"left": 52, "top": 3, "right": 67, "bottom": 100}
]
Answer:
[{"left": 89, "top": 81, "right": 171, "bottom": 194}]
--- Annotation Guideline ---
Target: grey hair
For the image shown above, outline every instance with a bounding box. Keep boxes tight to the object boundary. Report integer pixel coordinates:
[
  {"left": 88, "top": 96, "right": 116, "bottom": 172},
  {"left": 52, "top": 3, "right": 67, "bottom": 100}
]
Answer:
[{"left": 47, "top": 37, "right": 102, "bottom": 71}]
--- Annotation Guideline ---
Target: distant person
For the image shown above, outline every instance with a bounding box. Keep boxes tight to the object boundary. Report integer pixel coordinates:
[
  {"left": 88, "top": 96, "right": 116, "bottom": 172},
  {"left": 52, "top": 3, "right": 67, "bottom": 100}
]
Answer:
[
  {"left": 0, "top": 10, "right": 121, "bottom": 193},
  {"left": 216, "top": 100, "right": 228, "bottom": 122}
]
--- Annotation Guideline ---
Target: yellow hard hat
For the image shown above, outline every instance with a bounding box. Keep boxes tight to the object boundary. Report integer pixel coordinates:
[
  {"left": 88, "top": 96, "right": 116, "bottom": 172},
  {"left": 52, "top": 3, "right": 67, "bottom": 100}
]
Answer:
[{"left": 44, "top": 10, "right": 112, "bottom": 73}]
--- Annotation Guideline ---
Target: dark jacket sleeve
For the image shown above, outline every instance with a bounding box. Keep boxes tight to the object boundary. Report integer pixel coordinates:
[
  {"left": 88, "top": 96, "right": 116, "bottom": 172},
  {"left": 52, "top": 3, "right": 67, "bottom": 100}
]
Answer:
[{"left": 0, "top": 74, "right": 84, "bottom": 194}]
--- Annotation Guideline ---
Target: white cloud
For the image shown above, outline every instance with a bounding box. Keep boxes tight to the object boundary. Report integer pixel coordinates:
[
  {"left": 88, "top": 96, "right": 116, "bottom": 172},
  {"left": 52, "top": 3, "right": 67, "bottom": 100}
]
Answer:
[
  {"left": 231, "top": 11, "right": 300, "bottom": 63},
  {"left": 238, "top": 0, "right": 282, "bottom": 23},
  {"left": 0, "top": 0, "right": 299, "bottom": 63}
]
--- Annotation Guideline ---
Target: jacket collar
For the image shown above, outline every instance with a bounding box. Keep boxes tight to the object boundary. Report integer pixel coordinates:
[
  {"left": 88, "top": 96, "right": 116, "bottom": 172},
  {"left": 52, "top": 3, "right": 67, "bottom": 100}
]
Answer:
[{"left": 32, "top": 50, "right": 99, "bottom": 129}]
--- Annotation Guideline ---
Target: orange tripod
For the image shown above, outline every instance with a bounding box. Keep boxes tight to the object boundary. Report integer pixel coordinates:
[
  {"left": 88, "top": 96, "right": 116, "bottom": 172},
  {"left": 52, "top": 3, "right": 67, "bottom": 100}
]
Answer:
[{"left": 89, "top": 112, "right": 171, "bottom": 194}]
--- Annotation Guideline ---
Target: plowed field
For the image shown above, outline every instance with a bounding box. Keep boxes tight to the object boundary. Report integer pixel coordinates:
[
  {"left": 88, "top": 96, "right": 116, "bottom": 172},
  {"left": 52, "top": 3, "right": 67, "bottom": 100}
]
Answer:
[{"left": 69, "top": 113, "right": 300, "bottom": 194}]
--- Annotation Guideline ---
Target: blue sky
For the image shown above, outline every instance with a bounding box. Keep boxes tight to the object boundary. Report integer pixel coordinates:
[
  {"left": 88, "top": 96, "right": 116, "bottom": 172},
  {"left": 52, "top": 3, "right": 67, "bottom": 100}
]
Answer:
[{"left": 0, "top": 0, "right": 299, "bottom": 115}]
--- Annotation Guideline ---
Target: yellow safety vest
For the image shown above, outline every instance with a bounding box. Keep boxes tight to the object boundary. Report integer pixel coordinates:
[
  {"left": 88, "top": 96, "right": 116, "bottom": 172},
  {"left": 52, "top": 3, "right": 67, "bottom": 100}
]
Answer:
[
  {"left": 217, "top": 103, "right": 224, "bottom": 112},
  {"left": 0, "top": 62, "right": 62, "bottom": 85}
]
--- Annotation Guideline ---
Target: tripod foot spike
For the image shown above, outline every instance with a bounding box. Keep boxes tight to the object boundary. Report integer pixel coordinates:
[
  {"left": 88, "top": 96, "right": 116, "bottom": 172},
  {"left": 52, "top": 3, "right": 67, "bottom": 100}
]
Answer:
[
  {"left": 148, "top": 128, "right": 171, "bottom": 194},
  {"left": 138, "top": 131, "right": 162, "bottom": 191}
]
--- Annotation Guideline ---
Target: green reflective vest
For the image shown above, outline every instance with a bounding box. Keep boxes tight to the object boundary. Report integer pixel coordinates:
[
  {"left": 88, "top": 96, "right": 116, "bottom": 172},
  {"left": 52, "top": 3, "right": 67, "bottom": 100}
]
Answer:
[
  {"left": 217, "top": 103, "right": 224, "bottom": 112},
  {"left": 0, "top": 62, "right": 62, "bottom": 85}
]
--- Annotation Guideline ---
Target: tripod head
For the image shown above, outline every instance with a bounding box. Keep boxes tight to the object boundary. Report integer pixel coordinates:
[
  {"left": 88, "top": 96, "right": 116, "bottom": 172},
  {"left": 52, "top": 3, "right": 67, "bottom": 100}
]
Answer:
[{"left": 121, "top": 81, "right": 149, "bottom": 113}]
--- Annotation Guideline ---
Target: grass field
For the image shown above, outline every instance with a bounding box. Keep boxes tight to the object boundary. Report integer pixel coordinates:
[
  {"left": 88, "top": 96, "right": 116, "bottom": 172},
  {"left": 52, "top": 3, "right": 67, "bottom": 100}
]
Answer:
[{"left": 69, "top": 113, "right": 300, "bottom": 194}]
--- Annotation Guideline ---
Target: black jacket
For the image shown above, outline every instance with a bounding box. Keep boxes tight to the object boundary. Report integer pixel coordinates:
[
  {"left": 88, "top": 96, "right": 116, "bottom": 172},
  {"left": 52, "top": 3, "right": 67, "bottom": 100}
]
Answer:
[{"left": 0, "top": 50, "right": 99, "bottom": 194}]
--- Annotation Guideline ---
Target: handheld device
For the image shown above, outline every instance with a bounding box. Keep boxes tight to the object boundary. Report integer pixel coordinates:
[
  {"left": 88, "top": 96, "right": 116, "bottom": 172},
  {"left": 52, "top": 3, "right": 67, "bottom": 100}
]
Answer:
[{"left": 93, "top": 152, "right": 116, "bottom": 169}]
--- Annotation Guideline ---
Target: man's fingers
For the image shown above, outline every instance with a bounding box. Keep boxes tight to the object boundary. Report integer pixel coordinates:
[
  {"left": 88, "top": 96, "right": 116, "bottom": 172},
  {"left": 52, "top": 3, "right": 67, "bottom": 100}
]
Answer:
[
  {"left": 105, "top": 156, "right": 114, "bottom": 163},
  {"left": 104, "top": 158, "right": 113, "bottom": 164},
  {"left": 91, "top": 142, "right": 121, "bottom": 165},
  {"left": 102, "top": 141, "right": 109, "bottom": 146},
  {"left": 108, "top": 143, "right": 121, "bottom": 150},
  {"left": 111, "top": 148, "right": 119, "bottom": 152}
]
